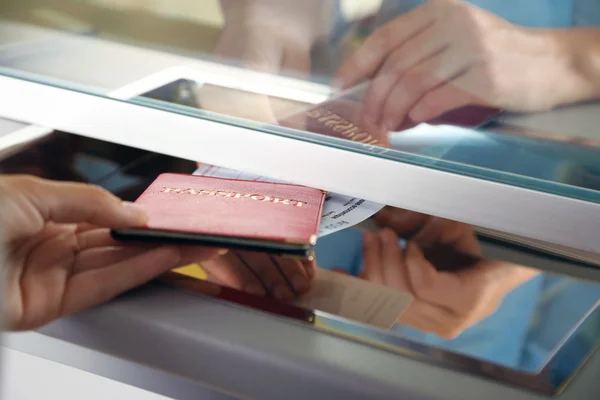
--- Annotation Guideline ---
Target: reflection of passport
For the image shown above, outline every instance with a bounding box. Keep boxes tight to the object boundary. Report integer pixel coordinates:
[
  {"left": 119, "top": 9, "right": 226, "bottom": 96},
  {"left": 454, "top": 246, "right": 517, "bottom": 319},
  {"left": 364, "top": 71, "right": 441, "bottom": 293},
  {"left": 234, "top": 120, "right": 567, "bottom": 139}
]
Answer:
[
  {"left": 280, "top": 84, "right": 500, "bottom": 150},
  {"left": 112, "top": 173, "right": 326, "bottom": 258}
]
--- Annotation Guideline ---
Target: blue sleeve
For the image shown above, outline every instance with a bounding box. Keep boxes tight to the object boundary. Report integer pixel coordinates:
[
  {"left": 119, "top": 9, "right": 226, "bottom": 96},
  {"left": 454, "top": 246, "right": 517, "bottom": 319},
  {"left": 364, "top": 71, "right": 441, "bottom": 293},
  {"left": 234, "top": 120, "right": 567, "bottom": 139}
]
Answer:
[{"left": 572, "top": 0, "right": 600, "bottom": 26}]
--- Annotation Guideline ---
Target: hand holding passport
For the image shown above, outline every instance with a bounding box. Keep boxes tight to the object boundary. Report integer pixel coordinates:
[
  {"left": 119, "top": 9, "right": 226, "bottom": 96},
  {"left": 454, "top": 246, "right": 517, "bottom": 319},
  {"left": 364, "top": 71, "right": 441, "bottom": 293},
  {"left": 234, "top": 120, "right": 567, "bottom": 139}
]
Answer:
[
  {"left": 111, "top": 173, "right": 498, "bottom": 331},
  {"left": 111, "top": 173, "right": 414, "bottom": 329}
]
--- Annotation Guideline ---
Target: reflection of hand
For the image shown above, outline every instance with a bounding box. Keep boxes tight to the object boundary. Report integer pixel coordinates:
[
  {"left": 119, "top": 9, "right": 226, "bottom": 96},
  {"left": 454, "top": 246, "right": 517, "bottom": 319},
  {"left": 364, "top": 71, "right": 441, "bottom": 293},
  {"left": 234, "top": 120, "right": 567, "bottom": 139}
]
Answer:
[
  {"left": 200, "top": 251, "right": 315, "bottom": 301},
  {"left": 360, "top": 207, "right": 538, "bottom": 338},
  {"left": 195, "top": 84, "right": 280, "bottom": 125},
  {"left": 334, "top": 0, "right": 591, "bottom": 131},
  {"left": 1, "top": 176, "right": 224, "bottom": 331},
  {"left": 204, "top": 1, "right": 316, "bottom": 124}
]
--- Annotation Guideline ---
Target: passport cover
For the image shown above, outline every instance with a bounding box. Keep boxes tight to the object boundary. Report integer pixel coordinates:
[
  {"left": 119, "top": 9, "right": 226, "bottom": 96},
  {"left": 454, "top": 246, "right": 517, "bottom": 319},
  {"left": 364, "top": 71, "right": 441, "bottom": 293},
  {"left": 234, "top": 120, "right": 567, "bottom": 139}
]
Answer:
[
  {"left": 112, "top": 173, "right": 326, "bottom": 257},
  {"left": 279, "top": 84, "right": 501, "bottom": 150}
]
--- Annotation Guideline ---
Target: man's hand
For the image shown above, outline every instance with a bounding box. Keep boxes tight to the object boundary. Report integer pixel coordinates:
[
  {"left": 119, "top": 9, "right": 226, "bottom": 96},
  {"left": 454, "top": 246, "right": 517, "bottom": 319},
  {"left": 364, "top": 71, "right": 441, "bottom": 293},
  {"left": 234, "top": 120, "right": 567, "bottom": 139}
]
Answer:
[
  {"left": 334, "top": 0, "right": 598, "bottom": 132},
  {"left": 0, "top": 175, "right": 225, "bottom": 331},
  {"left": 360, "top": 207, "right": 538, "bottom": 339},
  {"left": 200, "top": 251, "right": 315, "bottom": 301}
]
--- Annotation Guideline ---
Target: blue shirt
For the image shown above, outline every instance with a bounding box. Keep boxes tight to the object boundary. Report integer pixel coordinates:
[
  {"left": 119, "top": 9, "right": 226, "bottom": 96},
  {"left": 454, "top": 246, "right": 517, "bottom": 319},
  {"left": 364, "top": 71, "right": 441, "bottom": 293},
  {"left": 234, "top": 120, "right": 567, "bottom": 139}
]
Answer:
[{"left": 375, "top": 0, "right": 600, "bottom": 27}]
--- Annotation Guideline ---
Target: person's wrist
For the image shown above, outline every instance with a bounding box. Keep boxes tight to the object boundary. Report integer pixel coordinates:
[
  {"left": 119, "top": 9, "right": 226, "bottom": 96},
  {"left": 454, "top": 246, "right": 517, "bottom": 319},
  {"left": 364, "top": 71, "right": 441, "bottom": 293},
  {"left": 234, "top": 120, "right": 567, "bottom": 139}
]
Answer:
[
  {"left": 220, "top": 0, "right": 325, "bottom": 44},
  {"left": 494, "top": 262, "right": 540, "bottom": 294},
  {"left": 538, "top": 28, "right": 600, "bottom": 107}
]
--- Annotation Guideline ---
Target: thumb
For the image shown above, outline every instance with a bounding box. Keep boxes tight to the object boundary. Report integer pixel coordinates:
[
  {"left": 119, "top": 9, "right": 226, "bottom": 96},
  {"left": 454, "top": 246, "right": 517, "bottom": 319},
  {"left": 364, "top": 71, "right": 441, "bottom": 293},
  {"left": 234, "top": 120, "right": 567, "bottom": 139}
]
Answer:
[{"left": 9, "top": 176, "right": 148, "bottom": 228}]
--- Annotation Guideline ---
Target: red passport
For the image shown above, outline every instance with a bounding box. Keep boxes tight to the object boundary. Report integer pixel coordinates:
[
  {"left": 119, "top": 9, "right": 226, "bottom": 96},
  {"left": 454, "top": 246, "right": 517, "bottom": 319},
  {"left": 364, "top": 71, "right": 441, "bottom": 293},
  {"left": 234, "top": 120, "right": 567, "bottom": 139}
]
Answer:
[{"left": 112, "top": 173, "right": 326, "bottom": 258}]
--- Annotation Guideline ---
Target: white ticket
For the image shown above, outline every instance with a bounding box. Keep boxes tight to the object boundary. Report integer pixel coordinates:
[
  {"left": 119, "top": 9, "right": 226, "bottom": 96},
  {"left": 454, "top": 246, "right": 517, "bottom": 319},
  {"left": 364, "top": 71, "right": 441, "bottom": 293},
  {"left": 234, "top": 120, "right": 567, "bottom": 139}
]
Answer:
[{"left": 194, "top": 164, "right": 384, "bottom": 238}]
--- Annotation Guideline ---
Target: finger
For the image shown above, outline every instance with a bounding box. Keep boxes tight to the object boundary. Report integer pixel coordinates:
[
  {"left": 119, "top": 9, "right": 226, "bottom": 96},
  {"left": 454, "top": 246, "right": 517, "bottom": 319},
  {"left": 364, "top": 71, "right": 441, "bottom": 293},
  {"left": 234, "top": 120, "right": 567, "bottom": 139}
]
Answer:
[
  {"left": 9, "top": 176, "right": 147, "bottom": 228},
  {"left": 301, "top": 258, "right": 317, "bottom": 280},
  {"left": 74, "top": 246, "right": 150, "bottom": 271},
  {"left": 379, "top": 228, "right": 412, "bottom": 292},
  {"left": 201, "top": 252, "right": 266, "bottom": 296},
  {"left": 333, "top": 3, "right": 434, "bottom": 89},
  {"left": 76, "top": 228, "right": 172, "bottom": 254},
  {"left": 362, "top": 27, "right": 447, "bottom": 126},
  {"left": 404, "top": 242, "right": 463, "bottom": 309},
  {"left": 379, "top": 25, "right": 446, "bottom": 77},
  {"left": 237, "top": 252, "right": 295, "bottom": 301},
  {"left": 75, "top": 223, "right": 100, "bottom": 234},
  {"left": 268, "top": 255, "right": 311, "bottom": 295},
  {"left": 76, "top": 229, "right": 120, "bottom": 250},
  {"left": 63, "top": 246, "right": 194, "bottom": 316},
  {"left": 397, "top": 300, "right": 467, "bottom": 339},
  {"left": 362, "top": 231, "right": 385, "bottom": 284},
  {"left": 408, "top": 72, "right": 486, "bottom": 122},
  {"left": 374, "top": 207, "right": 427, "bottom": 237},
  {"left": 413, "top": 217, "right": 480, "bottom": 255},
  {"left": 380, "top": 48, "right": 469, "bottom": 131}
]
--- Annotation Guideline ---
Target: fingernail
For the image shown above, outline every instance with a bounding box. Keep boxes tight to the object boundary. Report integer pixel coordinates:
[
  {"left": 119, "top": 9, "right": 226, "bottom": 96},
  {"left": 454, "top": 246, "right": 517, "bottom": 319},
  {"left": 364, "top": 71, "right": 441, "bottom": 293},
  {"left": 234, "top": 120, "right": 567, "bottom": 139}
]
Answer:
[
  {"left": 273, "top": 285, "right": 293, "bottom": 302},
  {"left": 292, "top": 274, "right": 308, "bottom": 293},
  {"left": 217, "top": 248, "right": 229, "bottom": 256},
  {"left": 122, "top": 201, "right": 148, "bottom": 223},
  {"left": 244, "top": 282, "right": 265, "bottom": 296}
]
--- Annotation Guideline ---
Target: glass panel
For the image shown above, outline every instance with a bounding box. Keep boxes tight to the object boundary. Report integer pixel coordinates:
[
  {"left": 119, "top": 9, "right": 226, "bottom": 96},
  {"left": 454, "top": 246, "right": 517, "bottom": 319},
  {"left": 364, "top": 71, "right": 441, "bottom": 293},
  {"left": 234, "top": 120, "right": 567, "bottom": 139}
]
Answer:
[
  {"left": 2, "top": 129, "right": 600, "bottom": 396},
  {"left": 2, "top": 0, "right": 600, "bottom": 201}
]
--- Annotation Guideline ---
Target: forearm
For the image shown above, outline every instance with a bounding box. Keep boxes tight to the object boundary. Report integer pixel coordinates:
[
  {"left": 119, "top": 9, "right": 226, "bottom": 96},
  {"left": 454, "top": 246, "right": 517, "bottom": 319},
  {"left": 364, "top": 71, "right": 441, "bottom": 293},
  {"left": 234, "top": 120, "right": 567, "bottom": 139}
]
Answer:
[
  {"left": 549, "top": 28, "right": 600, "bottom": 104},
  {"left": 219, "top": 0, "right": 336, "bottom": 43}
]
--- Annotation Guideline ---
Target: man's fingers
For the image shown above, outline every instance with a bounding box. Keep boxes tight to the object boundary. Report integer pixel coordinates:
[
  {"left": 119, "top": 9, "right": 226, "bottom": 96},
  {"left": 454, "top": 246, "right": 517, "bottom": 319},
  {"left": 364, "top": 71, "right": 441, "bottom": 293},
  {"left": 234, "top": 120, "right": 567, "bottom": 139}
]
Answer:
[
  {"left": 404, "top": 242, "right": 465, "bottom": 309},
  {"left": 408, "top": 72, "right": 486, "bottom": 122},
  {"left": 201, "top": 252, "right": 267, "bottom": 296},
  {"left": 380, "top": 48, "right": 468, "bottom": 131},
  {"left": 334, "top": 3, "right": 434, "bottom": 89},
  {"left": 379, "top": 228, "right": 412, "bottom": 292},
  {"left": 233, "top": 251, "right": 297, "bottom": 301},
  {"left": 268, "top": 255, "right": 311, "bottom": 295},
  {"left": 362, "top": 231, "right": 385, "bottom": 284},
  {"left": 378, "top": 24, "right": 446, "bottom": 77},
  {"left": 74, "top": 246, "right": 150, "bottom": 272},
  {"left": 62, "top": 246, "right": 184, "bottom": 316},
  {"left": 76, "top": 228, "right": 121, "bottom": 250},
  {"left": 397, "top": 300, "right": 467, "bottom": 339},
  {"left": 10, "top": 176, "right": 147, "bottom": 229},
  {"left": 374, "top": 207, "right": 427, "bottom": 237}
]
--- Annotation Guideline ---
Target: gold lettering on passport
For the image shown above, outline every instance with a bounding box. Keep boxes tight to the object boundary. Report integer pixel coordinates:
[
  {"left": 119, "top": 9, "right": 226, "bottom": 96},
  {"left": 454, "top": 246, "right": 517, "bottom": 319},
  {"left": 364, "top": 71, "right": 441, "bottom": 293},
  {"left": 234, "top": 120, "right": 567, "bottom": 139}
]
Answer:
[
  {"left": 306, "top": 108, "right": 329, "bottom": 119},
  {"left": 161, "top": 187, "right": 306, "bottom": 207},
  {"left": 317, "top": 114, "right": 340, "bottom": 123},
  {"left": 332, "top": 123, "right": 354, "bottom": 133},
  {"left": 161, "top": 187, "right": 182, "bottom": 193},
  {"left": 305, "top": 108, "right": 383, "bottom": 150}
]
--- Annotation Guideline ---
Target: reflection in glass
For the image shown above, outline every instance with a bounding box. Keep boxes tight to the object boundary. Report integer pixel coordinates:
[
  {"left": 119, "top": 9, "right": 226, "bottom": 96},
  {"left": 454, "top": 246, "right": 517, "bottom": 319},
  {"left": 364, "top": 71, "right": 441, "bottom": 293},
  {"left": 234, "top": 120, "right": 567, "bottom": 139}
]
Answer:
[
  {"left": 2, "top": 0, "right": 600, "bottom": 201},
  {"left": 3, "top": 0, "right": 600, "bottom": 395},
  {"left": 2, "top": 130, "right": 600, "bottom": 396}
]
